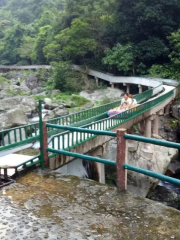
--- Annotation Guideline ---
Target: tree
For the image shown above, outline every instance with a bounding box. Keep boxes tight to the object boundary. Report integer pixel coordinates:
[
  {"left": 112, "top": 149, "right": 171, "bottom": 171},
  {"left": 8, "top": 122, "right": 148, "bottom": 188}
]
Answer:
[
  {"left": 44, "top": 18, "right": 97, "bottom": 63},
  {"left": 32, "top": 25, "right": 53, "bottom": 64},
  {"left": 17, "top": 36, "right": 35, "bottom": 64},
  {"left": 115, "top": 0, "right": 180, "bottom": 66},
  {"left": 103, "top": 43, "right": 133, "bottom": 74},
  {"left": 168, "top": 29, "right": 180, "bottom": 67}
]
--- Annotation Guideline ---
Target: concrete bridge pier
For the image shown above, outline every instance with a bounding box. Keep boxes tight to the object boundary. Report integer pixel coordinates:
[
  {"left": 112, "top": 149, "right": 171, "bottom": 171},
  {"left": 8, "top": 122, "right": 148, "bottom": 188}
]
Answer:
[
  {"left": 95, "top": 77, "right": 99, "bottom": 86},
  {"left": 89, "top": 146, "right": 105, "bottom": 184},
  {"left": 152, "top": 114, "right": 159, "bottom": 135},
  {"left": 164, "top": 104, "right": 171, "bottom": 115},
  {"left": 145, "top": 117, "right": 152, "bottom": 138},
  {"left": 138, "top": 85, "right": 142, "bottom": 94},
  {"left": 139, "top": 120, "right": 145, "bottom": 133},
  {"left": 123, "top": 83, "right": 130, "bottom": 94},
  {"left": 111, "top": 82, "right": 114, "bottom": 88}
]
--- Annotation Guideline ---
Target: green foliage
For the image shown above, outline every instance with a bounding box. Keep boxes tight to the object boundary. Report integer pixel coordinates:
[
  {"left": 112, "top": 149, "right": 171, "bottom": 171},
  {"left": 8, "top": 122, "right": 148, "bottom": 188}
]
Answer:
[
  {"left": 47, "top": 61, "right": 83, "bottom": 92},
  {"left": 103, "top": 43, "right": 133, "bottom": 74},
  {"left": 168, "top": 30, "right": 180, "bottom": 67},
  {"left": 1, "top": 0, "right": 180, "bottom": 79},
  {"left": 148, "top": 64, "right": 180, "bottom": 81},
  {"left": 0, "top": 75, "right": 7, "bottom": 82},
  {"left": 17, "top": 36, "right": 35, "bottom": 64},
  {"left": 53, "top": 93, "right": 90, "bottom": 107},
  {"left": 70, "top": 95, "right": 90, "bottom": 106},
  {"left": 170, "top": 119, "right": 178, "bottom": 129}
]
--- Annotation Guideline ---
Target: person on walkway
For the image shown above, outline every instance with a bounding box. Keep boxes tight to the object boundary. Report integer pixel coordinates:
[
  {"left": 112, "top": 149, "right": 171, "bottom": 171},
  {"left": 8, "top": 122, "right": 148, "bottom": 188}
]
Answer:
[
  {"left": 128, "top": 94, "right": 137, "bottom": 108},
  {"left": 120, "top": 92, "right": 131, "bottom": 108}
]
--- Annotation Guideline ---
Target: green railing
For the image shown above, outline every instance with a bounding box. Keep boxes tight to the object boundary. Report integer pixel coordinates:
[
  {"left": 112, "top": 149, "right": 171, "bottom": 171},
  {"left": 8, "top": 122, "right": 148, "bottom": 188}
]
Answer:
[
  {"left": 0, "top": 86, "right": 156, "bottom": 153},
  {"left": 48, "top": 89, "right": 174, "bottom": 154},
  {"left": 47, "top": 127, "right": 180, "bottom": 187},
  {"left": 0, "top": 123, "right": 40, "bottom": 152}
]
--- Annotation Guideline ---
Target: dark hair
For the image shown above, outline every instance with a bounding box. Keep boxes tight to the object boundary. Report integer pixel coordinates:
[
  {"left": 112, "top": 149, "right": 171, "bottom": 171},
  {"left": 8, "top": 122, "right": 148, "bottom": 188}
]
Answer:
[{"left": 123, "top": 92, "right": 128, "bottom": 96}]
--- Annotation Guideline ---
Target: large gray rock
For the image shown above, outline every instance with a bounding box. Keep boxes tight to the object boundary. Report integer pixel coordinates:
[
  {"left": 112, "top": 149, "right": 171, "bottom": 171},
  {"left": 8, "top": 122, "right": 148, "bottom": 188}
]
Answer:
[
  {"left": 0, "top": 108, "right": 29, "bottom": 129},
  {"left": 10, "top": 85, "right": 31, "bottom": 94},
  {"left": 44, "top": 98, "right": 52, "bottom": 106},
  {"left": 53, "top": 107, "right": 69, "bottom": 117},
  {"left": 22, "top": 75, "right": 41, "bottom": 90},
  {"left": 0, "top": 81, "right": 9, "bottom": 90},
  {"left": 80, "top": 87, "right": 124, "bottom": 101},
  {"left": 103, "top": 136, "right": 178, "bottom": 197},
  {"left": 147, "top": 185, "right": 180, "bottom": 209},
  {"left": 0, "top": 96, "right": 37, "bottom": 113},
  {"left": 31, "top": 87, "right": 43, "bottom": 94}
]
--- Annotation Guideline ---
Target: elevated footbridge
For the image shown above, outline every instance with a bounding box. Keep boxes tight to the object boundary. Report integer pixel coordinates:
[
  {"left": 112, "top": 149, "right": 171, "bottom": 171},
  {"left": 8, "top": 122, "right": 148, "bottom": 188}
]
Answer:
[{"left": 0, "top": 65, "right": 178, "bottom": 176}]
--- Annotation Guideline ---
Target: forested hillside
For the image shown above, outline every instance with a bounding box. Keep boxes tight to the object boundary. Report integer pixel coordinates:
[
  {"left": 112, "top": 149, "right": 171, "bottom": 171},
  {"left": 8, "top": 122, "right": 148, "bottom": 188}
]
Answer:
[{"left": 0, "top": 0, "right": 180, "bottom": 79}]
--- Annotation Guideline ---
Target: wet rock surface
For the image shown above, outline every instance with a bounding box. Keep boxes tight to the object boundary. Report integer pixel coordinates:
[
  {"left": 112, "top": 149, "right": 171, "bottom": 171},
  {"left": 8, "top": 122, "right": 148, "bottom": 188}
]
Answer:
[{"left": 0, "top": 171, "right": 180, "bottom": 240}]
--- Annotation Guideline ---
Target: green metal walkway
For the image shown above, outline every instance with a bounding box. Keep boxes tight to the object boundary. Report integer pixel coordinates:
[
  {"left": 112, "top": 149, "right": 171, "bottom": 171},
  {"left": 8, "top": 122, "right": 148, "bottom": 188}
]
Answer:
[{"left": 0, "top": 67, "right": 178, "bottom": 176}]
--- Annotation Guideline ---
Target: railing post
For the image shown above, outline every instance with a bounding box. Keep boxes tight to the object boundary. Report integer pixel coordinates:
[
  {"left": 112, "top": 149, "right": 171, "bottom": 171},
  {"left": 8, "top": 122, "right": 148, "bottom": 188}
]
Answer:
[
  {"left": 43, "top": 121, "right": 49, "bottom": 167},
  {"left": 116, "top": 128, "right": 127, "bottom": 190},
  {"left": 39, "top": 100, "right": 45, "bottom": 169}
]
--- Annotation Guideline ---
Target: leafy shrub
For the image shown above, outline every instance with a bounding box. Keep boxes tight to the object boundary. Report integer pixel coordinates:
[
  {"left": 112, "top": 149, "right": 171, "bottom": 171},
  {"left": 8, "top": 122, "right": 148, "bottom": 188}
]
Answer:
[
  {"left": 48, "top": 61, "right": 83, "bottom": 92},
  {"left": 71, "top": 95, "right": 90, "bottom": 106}
]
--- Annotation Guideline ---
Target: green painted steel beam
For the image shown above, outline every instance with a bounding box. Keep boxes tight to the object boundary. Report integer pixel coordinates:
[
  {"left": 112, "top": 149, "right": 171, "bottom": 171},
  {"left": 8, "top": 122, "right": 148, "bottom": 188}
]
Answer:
[
  {"left": 124, "top": 134, "right": 180, "bottom": 149},
  {"left": 124, "top": 163, "right": 180, "bottom": 186},
  {"left": 46, "top": 124, "right": 116, "bottom": 137},
  {"left": 47, "top": 148, "right": 116, "bottom": 166}
]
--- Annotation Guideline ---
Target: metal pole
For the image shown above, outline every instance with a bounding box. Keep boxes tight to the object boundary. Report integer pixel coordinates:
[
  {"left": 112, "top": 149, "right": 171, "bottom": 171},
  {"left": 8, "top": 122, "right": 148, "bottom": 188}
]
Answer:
[
  {"left": 39, "top": 100, "right": 45, "bottom": 169},
  {"left": 47, "top": 148, "right": 116, "bottom": 166}
]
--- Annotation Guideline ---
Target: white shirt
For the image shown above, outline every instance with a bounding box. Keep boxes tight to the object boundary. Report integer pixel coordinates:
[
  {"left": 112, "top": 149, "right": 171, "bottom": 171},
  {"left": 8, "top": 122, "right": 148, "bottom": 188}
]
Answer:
[
  {"left": 133, "top": 99, "right": 137, "bottom": 105},
  {"left": 121, "top": 97, "right": 132, "bottom": 105}
]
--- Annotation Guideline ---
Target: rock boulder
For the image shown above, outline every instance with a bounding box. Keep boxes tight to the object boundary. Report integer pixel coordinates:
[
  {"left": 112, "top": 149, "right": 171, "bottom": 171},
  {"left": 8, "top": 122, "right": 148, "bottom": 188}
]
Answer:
[
  {"left": 53, "top": 107, "right": 69, "bottom": 117},
  {"left": 0, "top": 108, "right": 29, "bottom": 129},
  {"left": 80, "top": 87, "right": 124, "bottom": 101},
  {"left": 0, "top": 97, "right": 37, "bottom": 113},
  {"left": 22, "top": 75, "right": 41, "bottom": 90}
]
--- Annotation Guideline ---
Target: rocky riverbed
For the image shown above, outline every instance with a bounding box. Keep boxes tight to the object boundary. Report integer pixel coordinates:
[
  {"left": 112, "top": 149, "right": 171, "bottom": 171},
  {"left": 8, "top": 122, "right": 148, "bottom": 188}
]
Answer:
[
  {"left": 0, "top": 170, "right": 180, "bottom": 240},
  {"left": 0, "top": 70, "right": 124, "bottom": 129}
]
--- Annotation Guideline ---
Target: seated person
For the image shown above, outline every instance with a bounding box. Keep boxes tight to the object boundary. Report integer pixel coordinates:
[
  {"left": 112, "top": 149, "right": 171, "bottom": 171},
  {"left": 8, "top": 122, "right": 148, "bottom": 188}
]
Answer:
[
  {"left": 120, "top": 102, "right": 129, "bottom": 111},
  {"left": 120, "top": 92, "right": 132, "bottom": 108},
  {"left": 128, "top": 94, "right": 137, "bottom": 108}
]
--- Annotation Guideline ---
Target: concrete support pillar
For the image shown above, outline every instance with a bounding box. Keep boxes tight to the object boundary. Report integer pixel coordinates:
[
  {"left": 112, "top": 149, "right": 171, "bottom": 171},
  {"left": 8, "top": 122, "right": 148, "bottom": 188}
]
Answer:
[
  {"left": 126, "top": 84, "right": 130, "bottom": 94},
  {"left": 116, "top": 128, "right": 127, "bottom": 190},
  {"left": 97, "top": 163, "right": 105, "bottom": 184},
  {"left": 90, "top": 146, "right": 105, "bottom": 184},
  {"left": 164, "top": 104, "right": 170, "bottom": 115},
  {"left": 158, "top": 108, "right": 164, "bottom": 116},
  {"left": 138, "top": 85, "right": 142, "bottom": 94},
  {"left": 95, "top": 77, "right": 99, "bottom": 86},
  {"left": 145, "top": 117, "right": 152, "bottom": 138},
  {"left": 111, "top": 82, "right": 114, "bottom": 88},
  {"left": 139, "top": 120, "right": 145, "bottom": 133},
  {"left": 153, "top": 115, "right": 159, "bottom": 135},
  {"left": 148, "top": 86, "right": 151, "bottom": 90}
]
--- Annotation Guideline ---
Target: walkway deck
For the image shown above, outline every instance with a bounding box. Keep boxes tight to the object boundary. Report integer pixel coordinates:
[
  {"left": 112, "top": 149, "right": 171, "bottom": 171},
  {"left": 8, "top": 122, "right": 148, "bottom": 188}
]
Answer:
[
  {"left": 0, "top": 65, "right": 50, "bottom": 70},
  {"left": 0, "top": 154, "right": 39, "bottom": 176}
]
